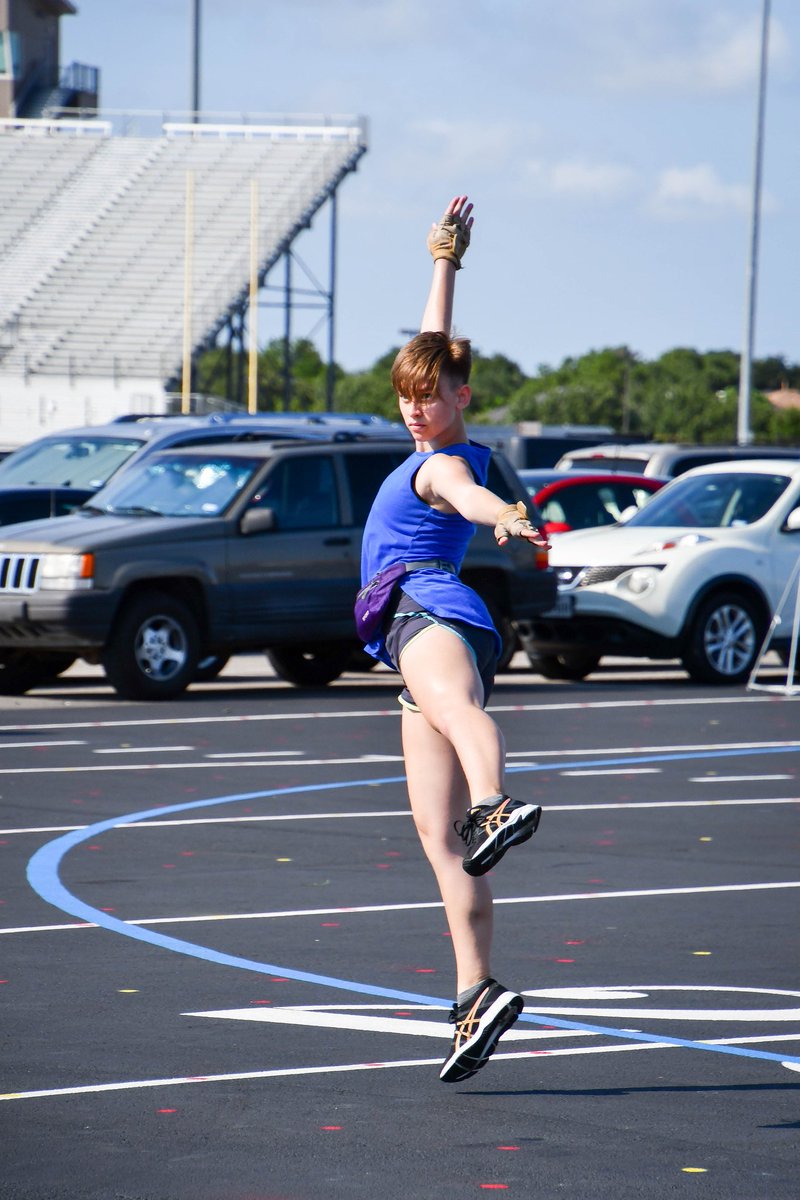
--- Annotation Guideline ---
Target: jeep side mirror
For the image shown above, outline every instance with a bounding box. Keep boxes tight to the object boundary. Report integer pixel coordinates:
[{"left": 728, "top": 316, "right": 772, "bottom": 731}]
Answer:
[
  {"left": 240, "top": 507, "right": 276, "bottom": 535},
  {"left": 782, "top": 508, "right": 800, "bottom": 533}
]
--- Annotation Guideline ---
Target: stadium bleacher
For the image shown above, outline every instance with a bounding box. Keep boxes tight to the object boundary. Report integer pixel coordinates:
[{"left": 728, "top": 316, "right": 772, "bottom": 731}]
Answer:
[{"left": 0, "top": 115, "right": 367, "bottom": 439}]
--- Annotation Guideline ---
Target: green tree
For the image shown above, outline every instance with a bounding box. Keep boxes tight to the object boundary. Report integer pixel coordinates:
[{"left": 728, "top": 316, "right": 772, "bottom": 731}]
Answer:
[
  {"left": 331, "top": 349, "right": 400, "bottom": 419},
  {"left": 468, "top": 351, "right": 526, "bottom": 416},
  {"left": 507, "top": 347, "right": 640, "bottom": 432}
]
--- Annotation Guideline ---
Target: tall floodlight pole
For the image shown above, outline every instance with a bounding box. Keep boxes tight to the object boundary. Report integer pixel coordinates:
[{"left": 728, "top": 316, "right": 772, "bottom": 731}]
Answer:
[
  {"left": 190, "top": 0, "right": 201, "bottom": 120},
  {"left": 248, "top": 179, "right": 259, "bottom": 414},
  {"left": 326, "top": 190, "right": 338, "bottom": 412},
  {"left": 182, "top": 170, "right": 195, "bottom": 414},
  {"left": 738, "top": 0, "right": 771, "bottom": 446}
]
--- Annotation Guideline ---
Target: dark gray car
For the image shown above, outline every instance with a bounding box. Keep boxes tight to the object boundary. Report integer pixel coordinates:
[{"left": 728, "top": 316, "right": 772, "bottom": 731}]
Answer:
[{"left": 0, "top": 438, "right": 556, "bottom": 698}]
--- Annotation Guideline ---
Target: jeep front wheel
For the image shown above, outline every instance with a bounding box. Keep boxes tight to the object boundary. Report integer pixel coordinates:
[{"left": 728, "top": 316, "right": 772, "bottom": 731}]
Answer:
[
  {"left": 681, "top": 591, "right": 762, "bottom": 684},
  {"left": 103, "top": 592, "right": 200, "bottom": 700},
  {"left": 266, "top": 644, "right": 352, "bottom": 687}
]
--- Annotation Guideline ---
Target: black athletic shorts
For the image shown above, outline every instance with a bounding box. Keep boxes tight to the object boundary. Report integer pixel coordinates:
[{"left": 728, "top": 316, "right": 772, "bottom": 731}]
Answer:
[{"left": 384, "top": 589, "right": 498, "bottom": 711}]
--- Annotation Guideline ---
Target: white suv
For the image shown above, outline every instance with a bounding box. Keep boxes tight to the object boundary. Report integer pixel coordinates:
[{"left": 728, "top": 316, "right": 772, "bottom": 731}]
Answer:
[{"left": 518, "top": 459, "right": 800, "bottom": 683}]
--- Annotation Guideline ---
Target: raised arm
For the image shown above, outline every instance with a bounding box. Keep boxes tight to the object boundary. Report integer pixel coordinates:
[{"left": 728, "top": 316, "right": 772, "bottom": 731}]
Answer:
[{"left": 419, "top": 195, "right": 473, "bottom": 335}]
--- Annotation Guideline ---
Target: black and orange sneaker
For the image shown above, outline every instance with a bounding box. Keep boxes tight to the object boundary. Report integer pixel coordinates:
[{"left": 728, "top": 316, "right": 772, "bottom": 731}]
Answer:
[
  {"left": 456, "top": 795, "right": 542, "bottom": 876},
  {"left": 439, "top": 979, "right": 523, "bottom": 1083}
]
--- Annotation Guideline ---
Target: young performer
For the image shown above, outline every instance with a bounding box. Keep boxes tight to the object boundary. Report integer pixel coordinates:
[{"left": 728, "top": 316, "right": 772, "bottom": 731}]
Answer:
[{"left": 358, "top": 196, "right": 548, "bottom": 1082}]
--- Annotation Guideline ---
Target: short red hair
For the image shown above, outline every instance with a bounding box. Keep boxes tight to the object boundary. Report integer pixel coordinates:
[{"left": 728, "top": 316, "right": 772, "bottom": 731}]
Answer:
[{"left": 391, "top": 331, "right": 472, "bottom": 400}]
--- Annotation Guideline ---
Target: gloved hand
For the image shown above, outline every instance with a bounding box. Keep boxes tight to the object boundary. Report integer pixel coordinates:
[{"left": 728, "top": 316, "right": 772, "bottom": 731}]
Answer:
[
  {"left": 427, "top": 208, "right": 471, "bottom": 269},
  {"left": 494, "top": 500, "right": 547, "bottom": 547}
]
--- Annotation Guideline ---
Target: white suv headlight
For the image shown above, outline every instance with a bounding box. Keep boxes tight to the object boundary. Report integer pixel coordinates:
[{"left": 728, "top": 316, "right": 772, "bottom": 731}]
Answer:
[
  {"left": 38, "top": 553, "right": 95, "bottom": 591},
  {"left": 613, "top": 565, "right": 664, "bottom": 596}
]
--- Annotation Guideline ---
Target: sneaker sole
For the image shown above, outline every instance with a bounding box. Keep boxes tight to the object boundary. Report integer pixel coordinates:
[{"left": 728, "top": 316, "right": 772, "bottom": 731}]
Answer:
[
  {"left": 462, "top": 804, "right": 542, "bottom": 877},
  {"left": 439, "top": 992, "right": 524, "bottom": 1083}
]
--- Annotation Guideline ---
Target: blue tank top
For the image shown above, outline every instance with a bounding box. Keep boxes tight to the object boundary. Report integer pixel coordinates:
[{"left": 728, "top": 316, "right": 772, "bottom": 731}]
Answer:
[{"left": 360, "top": 440, "right": 500, "bottom": 663}]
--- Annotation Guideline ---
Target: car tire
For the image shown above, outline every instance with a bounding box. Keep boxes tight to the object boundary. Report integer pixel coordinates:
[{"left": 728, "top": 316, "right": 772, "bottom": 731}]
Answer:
[
  {"left": 529, "top": 651, "right": 601, "bottom": 681},
  {"left": 681, "top": 590, "right": 763, "bottom": 684},
  {"left": 484, "top": 601, "right": 519, "bottom": 673},
  {"left": 102, "top": 591, "right": 200, "bottom": 700},
  {"left": 266, "top": 644, "right": 353, "bottom": 687},
  {"left": 349, "top": 647, "right": 379, "bottom": 671},
  {"left": 0, "top": 651, "right": 76, "bottom": 695}
]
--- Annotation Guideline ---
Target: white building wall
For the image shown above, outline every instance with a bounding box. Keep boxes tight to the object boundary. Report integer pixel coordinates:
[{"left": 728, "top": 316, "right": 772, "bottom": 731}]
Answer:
[{"left": 0, "top": 373, "right": 168, "bottom": 447}]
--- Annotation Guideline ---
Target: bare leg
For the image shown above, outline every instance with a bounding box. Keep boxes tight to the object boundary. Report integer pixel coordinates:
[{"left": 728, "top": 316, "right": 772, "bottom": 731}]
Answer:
[
  {"left": 398, "top": 624, "right": 506, "bottom": 806},
  {"left": 402, "top": 705, "right": 494, "bottom": 992}
]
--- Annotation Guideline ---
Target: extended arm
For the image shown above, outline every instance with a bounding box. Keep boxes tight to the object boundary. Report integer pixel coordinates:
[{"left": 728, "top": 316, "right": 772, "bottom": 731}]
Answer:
[
  {"left": 419, "top": 454, "right": 550, "bottom": 548},
  {"left": 419, "top": 195, "right": 473, "bottom": 335}
]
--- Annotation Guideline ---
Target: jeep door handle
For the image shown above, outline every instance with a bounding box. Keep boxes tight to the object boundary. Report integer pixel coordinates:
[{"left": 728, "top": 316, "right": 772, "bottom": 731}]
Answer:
[{"left": 323, "top": 535, "right": 351, "bottom": 546}]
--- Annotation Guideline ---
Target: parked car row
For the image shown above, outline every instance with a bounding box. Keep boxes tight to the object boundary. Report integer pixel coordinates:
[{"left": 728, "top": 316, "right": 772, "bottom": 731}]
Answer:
[
  {"left": 0, "top": 412, "right": 410, "bottom": 526},
  {"left": 0, "top": 436, "right": 555, "bottom": 699},
  {"left": 555, "top": 440, "right": 800, "bottom": 478},
  {"left": 1, "top": 417, "right": 799, "bottom": 697}
]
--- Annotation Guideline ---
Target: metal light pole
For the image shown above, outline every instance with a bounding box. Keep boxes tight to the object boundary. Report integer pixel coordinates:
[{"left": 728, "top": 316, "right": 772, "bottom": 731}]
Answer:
[
  {"left": 190, "top": 0, "right": 201, "bottom": 120},
  {"left": 737, "top": 0, "right": 771, "bottom": 446}
]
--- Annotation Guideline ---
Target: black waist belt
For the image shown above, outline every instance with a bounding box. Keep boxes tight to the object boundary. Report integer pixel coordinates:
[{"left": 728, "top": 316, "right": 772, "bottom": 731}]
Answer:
[{"left": 403, "top": 559, "right": 457, "bottom": 574}]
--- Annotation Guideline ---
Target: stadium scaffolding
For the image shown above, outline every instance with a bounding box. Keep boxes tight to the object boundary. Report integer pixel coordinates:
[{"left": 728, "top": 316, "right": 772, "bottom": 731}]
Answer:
[{"left": 0, "top": 111, "right": 368, "bottom": 421}]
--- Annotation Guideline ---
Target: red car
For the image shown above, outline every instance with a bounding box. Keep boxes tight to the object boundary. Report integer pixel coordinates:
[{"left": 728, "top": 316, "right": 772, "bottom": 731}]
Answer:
[{"left": 518, "top": 469, "right": 666, "bottom": 535}]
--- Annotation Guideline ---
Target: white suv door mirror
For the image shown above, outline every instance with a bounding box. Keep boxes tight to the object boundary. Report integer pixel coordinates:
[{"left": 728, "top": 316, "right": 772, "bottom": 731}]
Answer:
[{"left": 783, "top": 508, "right": 800, "bottom": 533}]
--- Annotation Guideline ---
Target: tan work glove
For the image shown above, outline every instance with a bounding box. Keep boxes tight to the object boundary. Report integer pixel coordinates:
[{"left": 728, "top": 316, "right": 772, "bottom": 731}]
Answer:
[
  {"left": 494, "top": 500, "right": 545, "bottom": 546},
  {"left": 427, "top": 210, "right": 471, "bottom": 269}
]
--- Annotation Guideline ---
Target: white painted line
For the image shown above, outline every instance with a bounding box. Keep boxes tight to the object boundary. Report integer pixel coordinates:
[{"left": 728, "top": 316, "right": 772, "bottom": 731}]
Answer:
[
  {"left": 689, "top": 775, "right": 793, "bottom": 783},
  {"left": 1, "top": 794, "right": 798, "bottom": 838},
  {"left": 205, "top": 750, "right": 310, "bottom": 759},
  {"left": 3, "top": 879, "right": 798, "bottom": 936},
  {"left": 0, "top": 735, "right": 795, "bottom": 776},
  {"left": 561, "top": 768, "right": 662, "bottom": 777},
  {"left": 2, "top": 1031, "right": 798, "bottom": 1102},
  {"left": 0, "top": 740, "right": 85, "bottom": 750},
  {"left": 93, "top": 746, "right": 195, "bottom": 755},
  {"left": 0, "top": 691, "right": 791, "bottom": 735},
  {"left": 187, "top": 990, "right": 800, "bottom": 1028},
  {"left": 184, "top": 1005, "right": 586, "bottom": 1041},
  {"left": 506, "top": 741, "right": 800, "bottom": 758},
  {"left": 0, "top": 755, "right": 406, "bottom": 775}
]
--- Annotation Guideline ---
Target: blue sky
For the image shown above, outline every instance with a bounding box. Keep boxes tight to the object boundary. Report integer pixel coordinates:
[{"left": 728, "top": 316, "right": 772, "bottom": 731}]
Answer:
[{"left": 62, "top": 1, "right": 799, "bottom": 377}]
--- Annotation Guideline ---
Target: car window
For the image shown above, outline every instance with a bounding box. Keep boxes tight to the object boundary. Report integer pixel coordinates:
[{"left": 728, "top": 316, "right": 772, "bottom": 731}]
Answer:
[
  {"left": 485, "top": 457, "right": 516, "bottom": 502},
  {"left": 100, "top": 454, "right": 262, "bottom": 516},
  {"left": 561, "top": 454, "right": 647, "bottom": 473},
  {"left": 0, "top": 492, "right": 89, "bottom": 523},
  {"left": 601, "top": 482, "right": 656, "bottom": 520},
  {"left": 249, "top": 454, "right": 339, "bottom": 530},
  {"left": 670, "top": 453, "right": 733, "bottom": 477},
  {"left": 626, "top": 472, "right": 791, "bottom": 528},
  {"left": 0, "top": 436, "right": 143, "bottom": 488},
  {"left": 542, "top": 482, "right": 618, "bottom": 528},
  {"left": 342, "top": 450, "right": 409, "bottom": 525}
]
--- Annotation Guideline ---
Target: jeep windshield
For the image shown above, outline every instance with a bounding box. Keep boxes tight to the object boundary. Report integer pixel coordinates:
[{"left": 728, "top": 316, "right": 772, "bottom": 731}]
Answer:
[
  {"left": 0, "top": 435, "right": 144, "bottom": 488},
  {"left": 92, "top": 453, "right": 262, "bottom": 518},
  {"left": 624, "top": 471, "right": 791, "bottom": 529}
]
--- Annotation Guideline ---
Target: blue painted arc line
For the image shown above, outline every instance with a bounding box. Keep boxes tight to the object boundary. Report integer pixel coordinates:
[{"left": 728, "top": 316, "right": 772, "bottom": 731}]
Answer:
[{"left": 26, "top": 773, "right": 800, "bottom": 1071}]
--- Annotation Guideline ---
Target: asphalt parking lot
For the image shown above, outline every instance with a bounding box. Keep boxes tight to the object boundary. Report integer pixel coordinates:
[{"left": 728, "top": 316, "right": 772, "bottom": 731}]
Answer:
[{"left": 1, "top": 654, "right": 799, "bottom": 1199}]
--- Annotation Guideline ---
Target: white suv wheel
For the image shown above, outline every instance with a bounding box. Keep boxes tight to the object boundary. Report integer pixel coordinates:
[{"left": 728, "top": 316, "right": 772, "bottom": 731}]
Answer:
[{"left": 683, "top": 591, "right": 762, "bottom": 684}]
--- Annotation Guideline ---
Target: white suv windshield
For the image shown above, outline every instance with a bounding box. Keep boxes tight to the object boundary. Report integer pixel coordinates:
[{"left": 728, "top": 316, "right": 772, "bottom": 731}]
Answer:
[
  {"left": 0, "top": 437, "right": 143, "bottom": 488},
  {"left": 625, "top": 472, "right": 790, "bottom": 529},
  {"left": 98, "top": 455, "right": 262, "bottom": 517}
]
